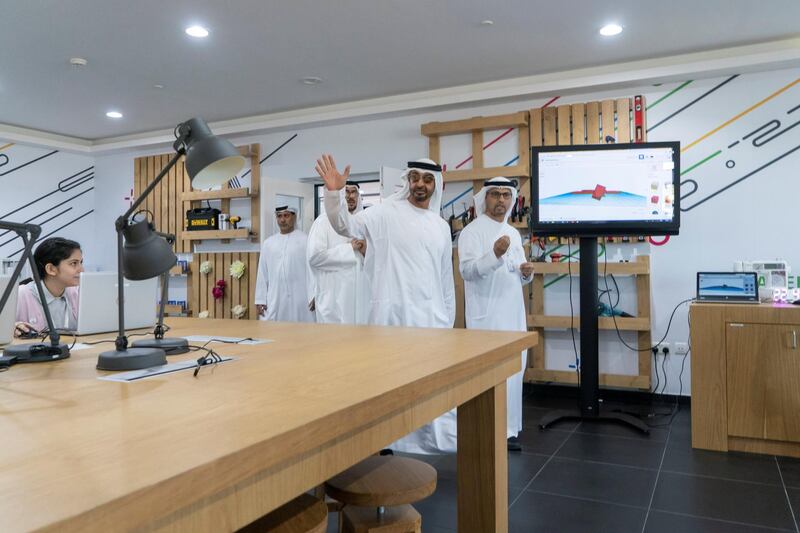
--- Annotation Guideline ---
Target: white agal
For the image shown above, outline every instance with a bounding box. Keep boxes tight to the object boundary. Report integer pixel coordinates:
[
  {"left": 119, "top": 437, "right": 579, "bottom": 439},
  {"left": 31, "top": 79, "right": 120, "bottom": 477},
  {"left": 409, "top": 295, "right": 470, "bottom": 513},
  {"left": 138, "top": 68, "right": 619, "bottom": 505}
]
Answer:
[
  {"left": 255, "top": 230, "right": 314, "bottom": 322},
  {"left": 323, "top": 164, "right": 456, "bottom": 454},
  {"left": 458, "top": 214, "right": 531, "bottom": 439}
]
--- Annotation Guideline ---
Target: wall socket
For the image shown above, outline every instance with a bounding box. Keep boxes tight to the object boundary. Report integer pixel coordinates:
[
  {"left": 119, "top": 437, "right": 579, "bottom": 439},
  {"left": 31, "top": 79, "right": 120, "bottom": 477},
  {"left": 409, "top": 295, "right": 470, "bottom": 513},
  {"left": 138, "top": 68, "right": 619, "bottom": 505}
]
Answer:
[{"left": 674, "top": 342, "right": 689, "bottom": 355}]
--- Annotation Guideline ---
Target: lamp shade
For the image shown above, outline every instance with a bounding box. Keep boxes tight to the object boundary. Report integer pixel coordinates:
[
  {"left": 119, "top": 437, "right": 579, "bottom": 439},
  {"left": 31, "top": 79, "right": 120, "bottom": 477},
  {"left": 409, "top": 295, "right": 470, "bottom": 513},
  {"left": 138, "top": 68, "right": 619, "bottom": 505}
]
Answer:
[
  {"left": 121, "top": 219, "right": 177, "bottom": 280},
  {"left": 182, "top": 117, "right": 246, "bottom": 189}
]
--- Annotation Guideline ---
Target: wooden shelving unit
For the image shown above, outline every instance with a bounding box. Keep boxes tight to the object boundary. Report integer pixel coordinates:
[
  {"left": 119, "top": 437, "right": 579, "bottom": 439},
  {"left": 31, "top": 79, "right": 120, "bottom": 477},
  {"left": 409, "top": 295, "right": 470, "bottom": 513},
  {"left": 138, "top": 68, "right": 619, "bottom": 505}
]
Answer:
[
  {"left": 182, "top": 229, "right": 250, "bottom": 241},
  {"left": 526, "top": 255, "right": 652, "bottom": 390},
  {"left": 169, "top": 265, "right": 189, "bottom": 276},
  {"left": 181, "top": 188, "right": 252, "bottom": 201},
  {"left": 181, "top": 143, "right": 261, "bottom": 246}
]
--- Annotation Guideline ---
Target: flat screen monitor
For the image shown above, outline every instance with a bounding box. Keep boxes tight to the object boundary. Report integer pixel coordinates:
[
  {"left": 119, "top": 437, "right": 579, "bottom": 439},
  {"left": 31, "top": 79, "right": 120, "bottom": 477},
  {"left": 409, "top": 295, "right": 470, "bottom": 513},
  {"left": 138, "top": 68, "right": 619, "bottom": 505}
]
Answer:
[{"left": 531, "top": 142, "right": 680, "bottom": 236}]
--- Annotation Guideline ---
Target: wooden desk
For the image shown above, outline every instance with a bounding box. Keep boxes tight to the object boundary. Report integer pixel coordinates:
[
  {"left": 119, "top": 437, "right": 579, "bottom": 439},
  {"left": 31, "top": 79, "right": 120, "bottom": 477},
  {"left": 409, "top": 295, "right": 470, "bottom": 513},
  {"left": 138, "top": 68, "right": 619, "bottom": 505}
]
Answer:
[
  {"left": 0, "top": 318, "right": 537, "bottom": 532},
  {"left": 690, "top": 303, "right": 800, "bottom": 457}
]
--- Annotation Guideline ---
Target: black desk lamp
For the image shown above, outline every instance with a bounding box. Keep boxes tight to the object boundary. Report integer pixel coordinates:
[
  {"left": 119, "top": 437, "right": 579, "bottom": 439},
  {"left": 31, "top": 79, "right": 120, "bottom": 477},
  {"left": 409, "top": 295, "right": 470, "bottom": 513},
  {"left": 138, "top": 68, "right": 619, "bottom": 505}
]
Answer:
[
  {"left": 130, "top": 230, "right": 191, "bottom": 355},
  {"left": 96, "top": 117, "right": 245, "bottom": 371},
  {"left": 0, "top": 221, "right": 70, "bottom": 361}
]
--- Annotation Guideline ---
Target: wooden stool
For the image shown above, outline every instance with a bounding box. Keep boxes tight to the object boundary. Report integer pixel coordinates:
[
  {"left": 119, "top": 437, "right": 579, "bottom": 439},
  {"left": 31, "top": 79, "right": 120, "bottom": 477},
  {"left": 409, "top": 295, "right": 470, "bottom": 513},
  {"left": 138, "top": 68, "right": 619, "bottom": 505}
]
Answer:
[
  {"left": 325, "top": 456, "right": 437, "bottom": 533},
  {"left": 237, "top": 493, "right": 327, "bottom": 533}
]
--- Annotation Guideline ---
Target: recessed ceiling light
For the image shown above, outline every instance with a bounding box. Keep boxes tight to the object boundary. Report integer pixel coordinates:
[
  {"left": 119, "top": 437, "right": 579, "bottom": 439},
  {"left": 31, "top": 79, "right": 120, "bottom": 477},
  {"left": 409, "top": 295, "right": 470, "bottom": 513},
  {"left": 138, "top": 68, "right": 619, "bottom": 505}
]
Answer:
[
  {"left": 301, "top": 76, "right": 323, "bottom": 85},
  {"left": 599, "top": 23, "right": 623, "bottom": 36},
  {"left": 153, "top": 84, "right": 165, "bottom": 89},
  {"left": 69, "top": 57, "right": 88, "bottom": 67},
  {"left": 185, "top": 25, "right": 209, "bottom": 38},
  {"left": 480, "top": 20, "right": 494, "bottom": 26},
  {"left": 106, "top": 111, "right": 123, "bottom": 119}
]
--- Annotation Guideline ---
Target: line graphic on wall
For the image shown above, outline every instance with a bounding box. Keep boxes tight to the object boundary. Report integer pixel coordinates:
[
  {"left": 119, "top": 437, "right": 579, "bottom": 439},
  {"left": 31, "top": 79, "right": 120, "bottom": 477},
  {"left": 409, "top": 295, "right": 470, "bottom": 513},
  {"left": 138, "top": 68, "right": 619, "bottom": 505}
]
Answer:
[
  {"left": 0, "top": 150, "right": 58, "bottom": 176},
  {"left": 8, "top": 210, "right": 94, "bottom": 258},
  {"left": 681, "top": 77, "right": 800, "bottom": 153},
  {"left": 648, "top": 75, "right": 738, "bottom": 133},
  {"left": 646, "top": 80, "right": 693, "bottom": 110}
]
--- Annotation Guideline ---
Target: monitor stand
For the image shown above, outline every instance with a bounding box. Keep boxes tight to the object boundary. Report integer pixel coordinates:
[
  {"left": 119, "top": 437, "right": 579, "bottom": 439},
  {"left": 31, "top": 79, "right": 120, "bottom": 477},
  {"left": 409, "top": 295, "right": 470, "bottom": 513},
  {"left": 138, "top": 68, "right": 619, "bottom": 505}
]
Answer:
[{"left": 538, "top": 236, "right": 649, "bottom": 434}]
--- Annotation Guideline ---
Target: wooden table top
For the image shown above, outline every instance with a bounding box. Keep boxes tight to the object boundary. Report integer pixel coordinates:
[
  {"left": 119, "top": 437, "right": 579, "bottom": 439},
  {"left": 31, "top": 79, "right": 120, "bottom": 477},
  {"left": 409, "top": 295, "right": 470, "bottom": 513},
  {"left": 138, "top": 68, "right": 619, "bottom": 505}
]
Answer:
[{"left": 0, "top": 318, "right": 537, "bottom": 532}]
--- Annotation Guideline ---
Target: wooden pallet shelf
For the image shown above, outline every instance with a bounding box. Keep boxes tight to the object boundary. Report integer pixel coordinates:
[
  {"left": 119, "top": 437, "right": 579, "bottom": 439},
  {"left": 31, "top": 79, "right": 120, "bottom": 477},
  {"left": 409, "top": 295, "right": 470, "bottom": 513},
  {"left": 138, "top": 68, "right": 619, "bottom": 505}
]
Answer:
[
  {"left": 189, "top": 252, "right": 260, "bottom": 320},
  {"left": 530, "top": 261, "right": 649, "bottom": 275},
  {"left": 527, "top": 315, "right": 651, "bottom": 331},
  {"left": 525, "top": 369, "right": 650, "bottom": 390},
  {"left": 182, "top": 229, "right": 250, "bottom": 241},
  {"left": 422, "top": 112, "right": 530, "bottom": 192},
  {"left": 169, "top": 265, "right": 189, "bottom": 276},
  {"left": 180, "top": 143, "right": 260, "bottom": 246},
  {"left": 528, "top": 254, "right": 652, "bottom": 391},
  {"left": 134, "top": 143, "right": 261, "bottom": 250},
  {"left": 181, "top": 188, "right": 252, "bottom": 201}
]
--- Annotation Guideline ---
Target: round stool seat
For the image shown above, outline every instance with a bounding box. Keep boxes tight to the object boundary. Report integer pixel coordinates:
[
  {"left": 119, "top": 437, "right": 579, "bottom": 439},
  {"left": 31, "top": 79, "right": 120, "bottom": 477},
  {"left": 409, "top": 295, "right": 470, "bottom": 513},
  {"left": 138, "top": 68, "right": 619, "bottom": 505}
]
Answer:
[
  {"left": 237, "top": 493, "right": 327, "bottom": 533},
  {"left": 325, "top": 456, "right": 437, "bottom": 507}
]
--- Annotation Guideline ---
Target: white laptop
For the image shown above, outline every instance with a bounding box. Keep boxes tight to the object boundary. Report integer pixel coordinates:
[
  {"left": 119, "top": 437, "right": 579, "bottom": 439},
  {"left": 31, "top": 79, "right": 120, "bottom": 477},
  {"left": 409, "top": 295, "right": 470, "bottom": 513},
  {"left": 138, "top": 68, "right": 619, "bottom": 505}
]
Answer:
[
  {"left": 0, "top": 276, "right": 19, "bottom": 347},
  {"left": 76, "top": 272, "right": 158, "bottom": 335}
]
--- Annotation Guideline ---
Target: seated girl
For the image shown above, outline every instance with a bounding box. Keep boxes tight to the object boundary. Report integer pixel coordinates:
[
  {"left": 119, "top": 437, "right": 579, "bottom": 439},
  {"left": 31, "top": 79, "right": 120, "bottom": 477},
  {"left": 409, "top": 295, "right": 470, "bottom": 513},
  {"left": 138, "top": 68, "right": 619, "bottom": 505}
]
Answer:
[{"left": 15, "top": 237, "right": 83, "bottom": 336}]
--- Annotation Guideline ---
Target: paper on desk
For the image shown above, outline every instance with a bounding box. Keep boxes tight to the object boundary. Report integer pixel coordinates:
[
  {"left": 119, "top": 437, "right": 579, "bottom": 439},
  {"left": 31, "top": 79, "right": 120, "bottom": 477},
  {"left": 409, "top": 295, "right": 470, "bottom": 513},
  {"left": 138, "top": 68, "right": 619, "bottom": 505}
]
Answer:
[
  {"left": 183, "top": 335, "right": 272, "bottom": 345},
  {"left": 70, "top": 343, "right": 93, "bottom": 351},
  {"left": 98, "top": 357, "right": 234, "bottom": 382}
]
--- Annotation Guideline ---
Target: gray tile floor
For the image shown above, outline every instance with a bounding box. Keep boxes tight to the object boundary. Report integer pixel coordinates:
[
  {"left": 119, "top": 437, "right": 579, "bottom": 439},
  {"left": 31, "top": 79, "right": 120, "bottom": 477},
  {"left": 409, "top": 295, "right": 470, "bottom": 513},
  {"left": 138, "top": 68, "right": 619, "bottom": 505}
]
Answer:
[{"left": 327, "top": 392, "right": 800, "bottom": 532}]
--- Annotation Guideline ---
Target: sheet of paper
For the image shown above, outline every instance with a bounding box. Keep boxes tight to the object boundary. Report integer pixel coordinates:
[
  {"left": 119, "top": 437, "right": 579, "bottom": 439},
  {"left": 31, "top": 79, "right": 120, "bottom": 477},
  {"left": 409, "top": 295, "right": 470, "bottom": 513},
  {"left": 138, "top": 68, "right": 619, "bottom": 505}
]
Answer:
[
  {"left": 183, "top": 335, "right": 272, "bottom": 345},
  {"left": 70, "top": 343, "right": 93, "bottom": 351},
  {"left": 98, "top": 357, "right": 234, "bottom": 382}
]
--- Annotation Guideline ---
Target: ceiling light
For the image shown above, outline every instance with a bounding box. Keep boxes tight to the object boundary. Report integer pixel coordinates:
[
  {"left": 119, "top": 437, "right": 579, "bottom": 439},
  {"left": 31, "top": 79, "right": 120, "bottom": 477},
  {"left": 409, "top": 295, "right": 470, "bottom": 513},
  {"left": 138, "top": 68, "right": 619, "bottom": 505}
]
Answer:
[
  {"left": 69, "top": 57, "right": 88, "bottom": 67},
  {"left": 599, "top": 24, "right": 623, "bottom": 36},
  {"left": 480, "top": 20, "right": 494, "bottom": 26},
  {"left": 106, "top": 111, "right": 123, "bottom": 119},
  {"left": 185, "top": 25, "right": 209, "bottom": 38},
  {"left": 301, "top": 76, "right": 323, "bottom": 85},
  {"left": 153, "top": 84, "right": 165, "bottom": 89}
]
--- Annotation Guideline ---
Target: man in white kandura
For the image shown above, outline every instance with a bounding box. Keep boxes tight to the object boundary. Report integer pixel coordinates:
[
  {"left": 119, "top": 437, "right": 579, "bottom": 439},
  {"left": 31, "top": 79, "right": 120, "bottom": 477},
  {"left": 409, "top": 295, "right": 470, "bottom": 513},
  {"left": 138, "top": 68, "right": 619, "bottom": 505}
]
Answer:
[
  {"left": 255, "top": 206, "right": 314, "bottom": 322},
  {"left": 316, "top": 154, "right": 456, "bottom": 454},
  {"left": 307, "top": 181, "right": 370, "bottom": 324},
  {"left": 458, "top": 177, "right": 534, "bottom": 451}
]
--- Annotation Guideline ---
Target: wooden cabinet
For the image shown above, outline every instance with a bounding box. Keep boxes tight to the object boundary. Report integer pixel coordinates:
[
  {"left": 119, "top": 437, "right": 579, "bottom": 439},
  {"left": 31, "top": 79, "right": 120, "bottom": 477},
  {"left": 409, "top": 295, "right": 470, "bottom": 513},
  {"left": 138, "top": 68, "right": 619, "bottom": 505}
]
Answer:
[
  {"left": 726, "top": 324, "right": 800, "bottom": 441},
  {"left": 692, "top": 303, "right": 800, "bottom": 457}
]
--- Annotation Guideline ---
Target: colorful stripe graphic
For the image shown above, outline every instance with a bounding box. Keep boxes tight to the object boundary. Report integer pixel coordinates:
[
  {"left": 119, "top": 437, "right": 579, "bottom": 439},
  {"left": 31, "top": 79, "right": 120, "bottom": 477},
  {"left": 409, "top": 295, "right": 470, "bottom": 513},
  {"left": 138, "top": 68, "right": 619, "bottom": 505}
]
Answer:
[{"left": 682, "top": 77, "right": 800, "bottom": 153}]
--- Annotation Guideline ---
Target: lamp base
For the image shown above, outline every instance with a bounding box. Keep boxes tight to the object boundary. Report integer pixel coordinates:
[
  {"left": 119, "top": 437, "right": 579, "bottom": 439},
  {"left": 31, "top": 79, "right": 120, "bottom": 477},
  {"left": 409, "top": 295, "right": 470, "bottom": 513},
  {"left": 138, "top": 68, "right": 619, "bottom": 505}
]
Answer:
[
  {"left": 97, "top": 347, "right": 167, "bottom": 371},
  {"left": 131, "top": 337, "right": 189, "bottom": 356},
  {"left": 4, "top": 342, "right": 70, "bottom": 362}
]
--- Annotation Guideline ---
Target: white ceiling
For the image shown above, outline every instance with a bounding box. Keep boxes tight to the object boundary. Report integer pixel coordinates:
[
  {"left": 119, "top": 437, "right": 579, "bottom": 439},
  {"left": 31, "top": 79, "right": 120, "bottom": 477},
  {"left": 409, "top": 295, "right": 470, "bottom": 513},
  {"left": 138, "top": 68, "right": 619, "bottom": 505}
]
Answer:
[{"left": 1, "top": 0, "right": 799, "bottom": 142}]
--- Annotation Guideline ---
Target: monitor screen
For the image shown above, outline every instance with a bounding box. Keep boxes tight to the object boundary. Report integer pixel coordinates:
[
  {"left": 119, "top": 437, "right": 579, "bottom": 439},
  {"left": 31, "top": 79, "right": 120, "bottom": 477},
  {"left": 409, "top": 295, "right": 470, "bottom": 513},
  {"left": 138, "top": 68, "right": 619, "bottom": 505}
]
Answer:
[
  {"left": 531, "top": 142, "right": 680, "bottom": 236},
  {"left": 696, "top": 272, "right": 759, "bottom": 302}
]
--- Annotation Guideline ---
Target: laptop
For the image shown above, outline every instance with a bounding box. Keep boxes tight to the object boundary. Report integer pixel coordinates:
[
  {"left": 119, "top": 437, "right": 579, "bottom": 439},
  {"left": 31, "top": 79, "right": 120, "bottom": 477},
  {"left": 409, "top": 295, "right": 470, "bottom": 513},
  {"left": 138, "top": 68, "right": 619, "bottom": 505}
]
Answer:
[
  {"left": 696, "top": 272, "right": 760, "bottom": 304},
  {"left": 0, "top": 276, "right": 19, "bottom": 347},
  {"left": 76, "top": 272, "right": 158, "bottom": 335}
]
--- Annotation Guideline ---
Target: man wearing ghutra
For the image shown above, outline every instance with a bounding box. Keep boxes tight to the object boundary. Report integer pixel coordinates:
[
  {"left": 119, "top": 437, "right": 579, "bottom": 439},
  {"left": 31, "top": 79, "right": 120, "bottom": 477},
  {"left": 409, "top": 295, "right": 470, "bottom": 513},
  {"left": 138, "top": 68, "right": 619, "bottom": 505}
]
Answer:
[
  {"left": 254, "top": 206, "right": 314, "bottom": 322},
  {"left": 306, "top": 181, "right": 370, "bottom": 324},
  {"left": 458, "top": 177, "right": 534, "bottom": 451},
  {"left": 315, "top": 154, "right": 456, "bottom": 454}
]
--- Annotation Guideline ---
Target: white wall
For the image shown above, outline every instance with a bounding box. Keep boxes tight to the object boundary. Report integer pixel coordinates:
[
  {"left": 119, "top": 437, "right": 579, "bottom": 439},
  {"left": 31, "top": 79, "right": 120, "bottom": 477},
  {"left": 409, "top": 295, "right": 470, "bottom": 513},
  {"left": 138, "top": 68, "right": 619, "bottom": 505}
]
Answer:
[
  {"left": 0, "top": 144, "right": 95, "bottom": 267},
  {"left": 5, "top": 66, "right": 799, "bottom": 395}
]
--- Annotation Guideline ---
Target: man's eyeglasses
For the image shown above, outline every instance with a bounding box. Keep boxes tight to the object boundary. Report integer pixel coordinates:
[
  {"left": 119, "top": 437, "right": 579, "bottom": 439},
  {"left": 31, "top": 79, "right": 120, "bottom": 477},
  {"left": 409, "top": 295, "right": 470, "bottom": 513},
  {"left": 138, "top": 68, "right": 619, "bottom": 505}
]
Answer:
[{"left": 487, "top": 190, "right": 513, "bottom": 200}]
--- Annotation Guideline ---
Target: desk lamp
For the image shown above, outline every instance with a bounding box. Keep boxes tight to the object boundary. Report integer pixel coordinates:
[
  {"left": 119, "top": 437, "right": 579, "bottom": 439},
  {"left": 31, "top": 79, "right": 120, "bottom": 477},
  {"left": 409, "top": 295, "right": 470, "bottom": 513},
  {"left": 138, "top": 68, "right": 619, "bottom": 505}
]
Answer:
[
  {"left": 96, "top": 117, "right": 245, "bottom": 371},
  {"left": 0, "top": 221, "right": 70, "bottom": 361}
]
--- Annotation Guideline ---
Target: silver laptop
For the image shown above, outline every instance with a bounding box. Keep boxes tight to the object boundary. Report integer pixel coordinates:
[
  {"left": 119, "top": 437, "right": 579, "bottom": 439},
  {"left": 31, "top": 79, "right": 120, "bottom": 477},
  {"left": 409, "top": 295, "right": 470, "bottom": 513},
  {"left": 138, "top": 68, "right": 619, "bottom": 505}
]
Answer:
[
  {"left": 76, "top": 272, "right": 158, "bottom": 335},
  {"left": 696, "top": 272, "right": 760, "bottom": 304},
  {"left": 0, "top": 276, "right": 19, "bottom": 347}
]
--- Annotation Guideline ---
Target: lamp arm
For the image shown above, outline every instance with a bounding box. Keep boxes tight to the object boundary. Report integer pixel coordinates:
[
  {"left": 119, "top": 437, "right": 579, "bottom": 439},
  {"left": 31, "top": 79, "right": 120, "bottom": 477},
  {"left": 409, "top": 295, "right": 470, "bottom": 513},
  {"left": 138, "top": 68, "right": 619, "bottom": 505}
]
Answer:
[
  {"left": 0, "top": 222, "right": 41, "bottom": 322},
  {"left": 154, "top": 272, "right": 169, "bottom": 340},
  {"left": 113, "top": 148, "right": 185, "bottom": 351},
  {"left": 0, "top": 222, "right": 61, "bottom": 346}
]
